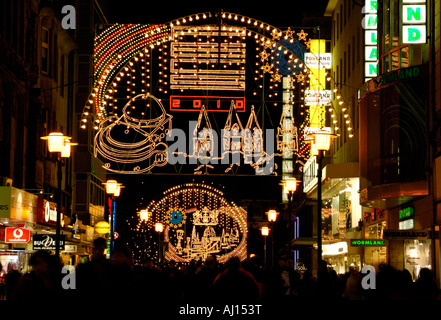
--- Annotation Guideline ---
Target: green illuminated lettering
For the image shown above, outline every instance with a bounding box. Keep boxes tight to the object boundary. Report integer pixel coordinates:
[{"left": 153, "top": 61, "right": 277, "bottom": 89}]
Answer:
[
  {"left": 407, "top": 28, "right": 421, "bottom": 41},
  {"left": 369, "top": 47, "right": 377, "bottom": 59},
  {"left": 369, "top": 63, "right": 377, "bottom": 76},
  {"left": 407, "top": 7, "right": 421, "bottom": 21},
  {"left": 367, "top": 15, "right": 377, "bottom": 28}
]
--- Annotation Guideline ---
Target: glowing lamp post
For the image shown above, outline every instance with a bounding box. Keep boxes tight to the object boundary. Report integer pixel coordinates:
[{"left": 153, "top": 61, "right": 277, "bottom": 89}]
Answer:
[
  {"left": 281, "top": 177, "right": 300, "bottom": 265},
  {"left": 261, "top": 226, "right": 270, "bottom": 269},
  {"left": 40, "top": 132, "right": 76, "bottom": 259},
  {"left": 310, "top": 130, "right": 337, "bottom": 268},
  {"left": 155, "top": 222, "right": 164, "bottom": 264},
  {"left": 267, "top": 209, "right": 278, "bottom": 222},
  {"left": 139, "top": 209, "right": 150, "bottom": 222},
  {"left": 103, "top": 180, "right": 123, "bottom": 257}
]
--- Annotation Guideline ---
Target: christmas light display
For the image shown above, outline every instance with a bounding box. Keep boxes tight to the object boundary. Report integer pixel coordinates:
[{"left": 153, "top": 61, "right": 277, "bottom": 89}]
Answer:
[
  {"left": 131, "top": 183, "right": 247, "bottom": 264},
  {"left": 93, "top": 93, "right": 172, "bottom": 173},
  {"left": 81, "top": 11, "right": 355, "bottom": 175}
]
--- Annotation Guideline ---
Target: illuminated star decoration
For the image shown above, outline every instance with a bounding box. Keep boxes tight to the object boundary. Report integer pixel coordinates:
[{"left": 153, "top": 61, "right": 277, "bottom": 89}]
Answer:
[
  {"left": 284, "top": 27, "right": 295, "bottom": 39},
  {"left": 296, "top": 29, "right": 308, "bottom": 41}
]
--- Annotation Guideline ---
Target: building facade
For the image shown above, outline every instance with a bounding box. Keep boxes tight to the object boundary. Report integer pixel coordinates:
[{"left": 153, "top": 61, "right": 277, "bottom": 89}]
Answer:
[
  {"left": 0, "top": 0, "right": 108, "bottom": 275},
  {"left": 320, "top": 0, "right": 441, "bottom": 285}
]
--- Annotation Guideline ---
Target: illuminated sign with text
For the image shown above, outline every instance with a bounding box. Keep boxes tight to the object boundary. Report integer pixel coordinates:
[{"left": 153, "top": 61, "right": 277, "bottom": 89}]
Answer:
[
  {"left": 363, "top": 0, "right": 378, "bottom": 81},
  {"left": 170, "top": 96, "right": 245, "bottom": 112},
  {"left": 401, "top": 0, "right": 427, "bottom": 44}
]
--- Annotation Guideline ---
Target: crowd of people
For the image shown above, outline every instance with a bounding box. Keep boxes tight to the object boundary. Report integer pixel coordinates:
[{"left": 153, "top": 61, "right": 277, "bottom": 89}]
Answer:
[{"left": 1, "top": 237, "right": 440, "bottom": 305}]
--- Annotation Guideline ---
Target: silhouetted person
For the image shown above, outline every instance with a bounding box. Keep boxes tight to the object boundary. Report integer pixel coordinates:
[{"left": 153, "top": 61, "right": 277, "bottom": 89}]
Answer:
[
  {"left": 316, "top": 260, "right": 333, "bottom": 299},
  {"left": 343, "top": 267, "right": 363, "bottom": 300},
  {"left": 212, "top": 256, "right": 260, "bottom": 302},
  {"left": 75, "top": 237, "right": 112, "bottom": 301},
  {"left": 10, "top": 250, "right": 63, "bottom": 301},
  {"left": 297, "top": 270, "right": 316, "bottom": 298},
  {"left": 414, "top": 268, "right": 439, "bottom": 300},
  {"left": 192, "top": 255, "right": 220, "bottom": 301}
]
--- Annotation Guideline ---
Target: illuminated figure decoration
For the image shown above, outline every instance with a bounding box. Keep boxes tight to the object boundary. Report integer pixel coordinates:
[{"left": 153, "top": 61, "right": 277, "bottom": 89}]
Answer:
[
  {"left": 94, "top": 93, "right": 172, "bottom": 173},
  {"left": 132, "top": 183, "right": 247, "bottom": 264},
  {"left": 192, "top": 105, "right": 215, "bottom": 174},
  {"left": 277, "top": 110, "right": 299, "bottom": 155}
]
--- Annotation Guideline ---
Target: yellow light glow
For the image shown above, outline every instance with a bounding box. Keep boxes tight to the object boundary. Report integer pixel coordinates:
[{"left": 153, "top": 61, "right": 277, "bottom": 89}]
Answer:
[
  {"left": 261, "top": 226, "right": 269, "bottom": 236},
  {"left": 41, "top": 132, "right": 67, "bottom": 153},
  {"left": 267, "top": 210, "right": 278, "bottom": 222},
  {"left": 139, "top": 209, "right": 149, "bottom": 222},
  {"left": 155, "top": 222, "right": 164, "bottom": 233},
  {"left": 105, "top": 180, "right": 118, "bottom": 194},
  {"left": 283, "top": 177, "right": 298, "bottom": 194}
]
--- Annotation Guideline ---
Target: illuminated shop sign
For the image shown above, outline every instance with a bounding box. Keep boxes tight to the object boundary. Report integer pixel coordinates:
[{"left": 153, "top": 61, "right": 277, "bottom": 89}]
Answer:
[
  {"left": 304, "top": 53, "right": 332, "bottom": 69},
  {"left": 304, "top": 90, "right": 332, "bottom": 106},
  {"left": 363, "top": 0, "right": 378, "bottom": 81},
  {"left": 5, "top": 227, "right": 31, "bottom": 243},
  {"left": 322, "top": 241, "right": 348, "bottom": 255},
  {"left": 37, "top": 198, "right": 65, "bottom": 227},
  {"left": 350, "top": 239, "right": 386, "bottom": 246},
  {"left": 401, "top": 0, "right": 427, "bottom": 44},
  {"left": 170, "top": 96, "right": 245, "bottom": 112},
  {"left": 399, "top": 206, "right": 414, "bottom": 220},
  {"left": 33, "top": 234, "right": 66, "bottom": 250},
  {"left": 383, "top": 229, "right": 429, "bottom": 239}
]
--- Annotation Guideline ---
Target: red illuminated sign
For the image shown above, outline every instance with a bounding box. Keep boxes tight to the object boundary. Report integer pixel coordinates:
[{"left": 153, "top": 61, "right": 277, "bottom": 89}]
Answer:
[
  {"left": 5, "top": 227, "right": 30, "bottom": 243},
  {"left": 170, "top": 96, "right": 245, "bottom": 112}
]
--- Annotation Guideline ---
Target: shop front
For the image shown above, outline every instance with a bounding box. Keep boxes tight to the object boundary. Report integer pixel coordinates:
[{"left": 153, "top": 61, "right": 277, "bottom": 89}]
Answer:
[
  {"left": 304, "top": 161, "right": 363, "bottom": 274},
  {"left": 384, "top": 228, "right": 433, "bottom": 280},
  {"left": 0, "top": 186, "right": 39, "bottom": 272},
  {"left": 0, "top": 186, "right": 94, "bottom": 273}
]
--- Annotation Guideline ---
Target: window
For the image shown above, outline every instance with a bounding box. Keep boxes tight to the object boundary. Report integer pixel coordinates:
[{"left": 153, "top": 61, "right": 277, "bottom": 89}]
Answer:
[
  {"left": 41, "top": 28, "right": 50, "bottom": 74},
  {"left": 60, "top": 53, "right": 65, "bottom": 96}
]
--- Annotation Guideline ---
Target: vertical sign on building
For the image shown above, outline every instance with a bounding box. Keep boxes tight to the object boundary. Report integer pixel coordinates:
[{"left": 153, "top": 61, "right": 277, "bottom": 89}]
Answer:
[
  {"left": 363, "top": 0, "right": 378, "bottom": 82},
  {"left": 401, "top": 0, "right": 427, "bottom": 44},
  {"left": 281, "top": 76, "right": 296, "bottom": 203},
  {"left": 305, "top": 39, "right": 329, "bottom": 130}
]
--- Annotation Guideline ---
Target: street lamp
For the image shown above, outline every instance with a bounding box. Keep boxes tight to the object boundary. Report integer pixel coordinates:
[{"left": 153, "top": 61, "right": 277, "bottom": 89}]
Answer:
[
  {"left": 266, "top": 210, "right": 279, "bottom": 268},
  {"left": 40, "top": 132, "right": 76, "bottom": 260},
  {"left": 103, "top": 179, "right": 123, "bottom": 257},
  {"left": 267, "top": 209, "right": 278, "bottom": 222},
  {"left": 281, "top": 177, "right": 299, "bottom": 266},
  {"left": 139, "top": 209, "right": 150, "bottom": 222},
  {"left": 155, "top": 222, "right": 164, "bottom": 264},
  {"left": 261, "top": 226, "right": 269, "bottom": 269},
  {"left": 310, "top": 129, "right": 337, "bottom": 268}
]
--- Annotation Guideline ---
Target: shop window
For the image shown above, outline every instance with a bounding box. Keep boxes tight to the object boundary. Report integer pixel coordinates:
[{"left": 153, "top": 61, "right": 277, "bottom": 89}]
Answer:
[{"left": 404, "top": 240, "right": 432, "bottom": 281}]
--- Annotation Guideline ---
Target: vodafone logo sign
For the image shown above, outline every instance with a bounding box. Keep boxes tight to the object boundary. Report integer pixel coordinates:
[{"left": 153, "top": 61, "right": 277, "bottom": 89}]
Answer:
[{"left": 5, "top": 227, "right": 31, "bottom": 243}]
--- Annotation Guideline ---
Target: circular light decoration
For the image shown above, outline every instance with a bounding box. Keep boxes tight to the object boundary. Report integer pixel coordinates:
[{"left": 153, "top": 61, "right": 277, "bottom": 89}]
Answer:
[
  {"left": 94, "top": 221, "right": 111, "bottom": 234},
  {"left": 270, "top": 39, "right": 306, "bottom": 76},
  {"left": 166, "top": 207, "right": 186, "bottom": 228},
  {"left": 135, "top": 183, "right": 248, "bottom": 263}
]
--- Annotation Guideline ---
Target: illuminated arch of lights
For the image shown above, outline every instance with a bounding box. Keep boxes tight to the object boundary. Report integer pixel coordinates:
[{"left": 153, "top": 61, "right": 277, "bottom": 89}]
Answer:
[
  {"left": 82, "top": 11, "right": 354, "bottom": 173},
  {"left": 132, "top": 183, "right": 248, "bottom": 264}
]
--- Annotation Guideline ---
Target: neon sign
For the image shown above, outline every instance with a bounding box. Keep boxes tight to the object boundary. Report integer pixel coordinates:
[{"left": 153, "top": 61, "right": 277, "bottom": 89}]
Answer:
[
  {"left": 363, "top": 0, "right": 378, "bottom": 81},
  {"left": 401, "top": 0, "right": 427, "bottom": 44}
]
